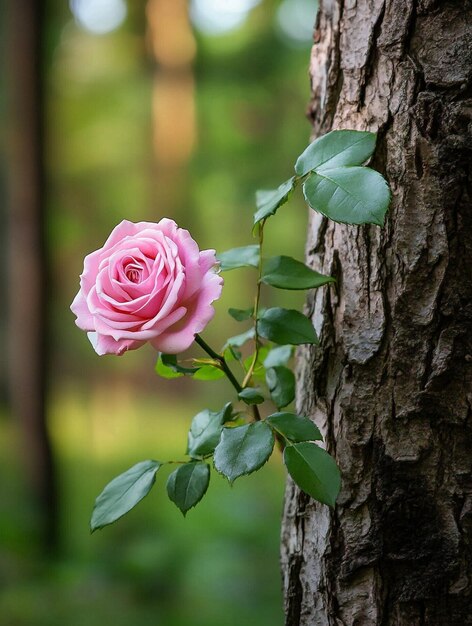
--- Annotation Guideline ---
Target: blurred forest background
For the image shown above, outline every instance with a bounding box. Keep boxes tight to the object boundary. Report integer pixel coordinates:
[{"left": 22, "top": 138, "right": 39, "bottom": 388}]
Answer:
[{"left": 1, "top": 1, "right": 317, "bottom": 624}]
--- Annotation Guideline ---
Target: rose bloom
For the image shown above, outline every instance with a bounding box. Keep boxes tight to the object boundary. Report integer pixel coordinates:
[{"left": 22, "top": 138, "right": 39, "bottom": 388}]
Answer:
[{"left": 71, "top": 219, "right": 223, "bottom": 356}]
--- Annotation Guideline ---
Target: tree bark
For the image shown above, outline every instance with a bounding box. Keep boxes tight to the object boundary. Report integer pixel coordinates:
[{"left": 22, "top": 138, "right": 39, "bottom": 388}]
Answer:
[{"left": 281, "top": 1, "right": 472, "bottom": 624}]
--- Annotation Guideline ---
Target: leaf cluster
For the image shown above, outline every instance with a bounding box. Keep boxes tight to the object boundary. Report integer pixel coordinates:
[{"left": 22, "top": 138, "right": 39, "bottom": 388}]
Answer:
[
  {"left": 90, "top": 130, "right": 391, "bottom": 531},
  {"left": 90, "top": 407, "right": 338, "bottom": 530}
]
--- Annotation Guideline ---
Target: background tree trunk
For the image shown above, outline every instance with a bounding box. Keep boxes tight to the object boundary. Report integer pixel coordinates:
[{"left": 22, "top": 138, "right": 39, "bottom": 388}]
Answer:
[
  {"left": 281, "top": 1, "right": 472, "bottom": 624},
  {"left": 6, "top": 0, "right": 58, "bottom": 551}
]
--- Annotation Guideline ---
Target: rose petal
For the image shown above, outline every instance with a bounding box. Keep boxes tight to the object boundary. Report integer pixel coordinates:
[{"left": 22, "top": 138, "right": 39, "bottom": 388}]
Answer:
[
  {"left": 199, "top": 249, "right": 219, "bottom": 274},
  {"left": 150, "top": 270, "right": 223, "bottom": 353},
  {"left": 70, "top": 290, "right": 94, "bottom": 331},
  {"left": 87, "top": 331, "right": 145, "bottom": 356}
]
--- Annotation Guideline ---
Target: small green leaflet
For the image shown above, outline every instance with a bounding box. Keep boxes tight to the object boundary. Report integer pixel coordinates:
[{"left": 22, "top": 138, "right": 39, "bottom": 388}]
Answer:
[
  {"left": 166, "top": 462, "right": 210, "bottom": 516},
  {"left": 295, "top": 130, "right": 377, "bottom": 176},
  {"left": 214, "top": 422, "right": 275, "bottom": 483},
  {"left": 284, "top": 442, "right": 341, "bottom": 507},
  {"left": 238, "top": 387, "right": 265, "bottom": 405},
  {"left": 187, "top": 403, "right": 232, "bottom": 457},
  {"left": 90, "top": 460, "right": 161, "bottom": 532},
  {"left": 224, "top": 327, "right": 255, "bottom": 349},
  {"left": 155, "top": 355, "right": 183, "bottom": 379},
  {"left": 228, "top": 307, "right": 253, "bottom": 322},
  {"left": 253, "top": 177, "right": 295, "bottom": 224},
  {"left": 265, "top": 367, "right": 295, "bottom": 409},
  {"left": 303, "top": 167, "right": 391, "bottom": 226},
  {"left": 258, "top": 308, "right": 318, "bottom": 345},
  {"left": 266, "top": 412, "right": 322, "bottom": 443},
  {"left": 161, "top": 354, "right": 197, "bottom": 374},
  {"left": 155, "top": 354, "right": 199, "bottom": 379},
  {"left": 193, "top": 365, "right": 225, "bottom": 381},
  {"left": 261, "top": 256, "right": 335, "bottom": 290},
  {"left": 263, "top": 345, "right": 293, "bottom": 368},
  {"left": 217, "top": 245, "right": 260, "bottom": 271}
]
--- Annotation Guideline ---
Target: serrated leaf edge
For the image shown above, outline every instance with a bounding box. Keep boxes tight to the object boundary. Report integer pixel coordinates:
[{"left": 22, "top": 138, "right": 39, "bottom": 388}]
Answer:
[
  {"left": 303, "top": 167, "right": 391, "bottom": 227},
  {"left": 214, "top": 423, "right": 275, "bottom": 483},
  {"left": 284, "top": 443, "right": 340, "bottom": 507},
  {"left": 167, "top": 462, "right": 210, "bottom": 517}
]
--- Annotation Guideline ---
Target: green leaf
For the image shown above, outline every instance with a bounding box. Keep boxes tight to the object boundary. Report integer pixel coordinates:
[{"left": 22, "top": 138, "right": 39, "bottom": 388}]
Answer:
[
  {"left": 155, "top": 354, "right": 183, "bottom": 379},
  {"left": 162, "top": 354, "right": 199, "bottom": 374},
  {"left": 217, "top": 245, "right": 260, "bottom": 271},
  {"left": 187, "top": 403, "right": 232, "bottom": 457},
  {"left": 166, "top": 462, "right": 210, "bottom": 516},
  {"left": 258, "top": 308, "right": 318, "bottom": 345},
  {"left": 155, "top": 354, "right": 200, "bottom": 378},
  {"left": 238, "top": 387, "right": 265, "bottom": 405},
  {"left": 284, "top": 442, "right": 341, "bottom": 507},
  {"left": 295, "top": 130, "right": 377, "bottom": 176},
  {"left": 253, "top": 177, "right": 295, "bottom": 224},
  {"left": 266, "top": 412, "right": 322, "bottom": 443},
  {"left": 263, "top": 345, "right": 293, "bottom": 368},
  {"left": 261, "top": 256, "right": 335, "bottom": 290},
  {"left": 265, "top": 366, "right": 295, "bottom": 409},
  {"left": 91, "top": 460, "right": 161, "bottom": 532},
  {"left": 220, "top": 403, "right": 234, "bottom": 423},
  {"left": 224, "top": 327, "right": 255, "bottom": 349},
  {"left": 214, "top": 422, "right": 275, "bottom": 483},
  {"left": 228, "top": 307, "right": 254, "bottom": 322},
  {"left": 303, "top": 167, "right": 391, "bottom": 226},
  {"left": 193, "top": 365, "right": 225, "bottom": 381}
]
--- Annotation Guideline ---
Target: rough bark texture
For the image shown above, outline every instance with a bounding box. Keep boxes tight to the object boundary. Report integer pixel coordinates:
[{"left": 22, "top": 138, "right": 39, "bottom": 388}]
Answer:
[{"left": 281, "top": 1, "right": 472, "bottom": 624}]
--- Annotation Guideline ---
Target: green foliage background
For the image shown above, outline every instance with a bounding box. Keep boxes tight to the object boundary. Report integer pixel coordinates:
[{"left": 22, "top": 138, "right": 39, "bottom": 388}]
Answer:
[{"left": 1, "top": 1, "right": 318, "bottom": 624}]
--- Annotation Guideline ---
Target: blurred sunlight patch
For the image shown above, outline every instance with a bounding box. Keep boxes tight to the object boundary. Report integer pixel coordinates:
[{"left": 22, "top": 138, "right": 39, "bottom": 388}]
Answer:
[
  {"left": 276, "top": 0, "right": 317, "bottom": 46},
  {"left": 70, "top": 0, "right": 127, "bottom": 35},
  {"left": 190, "top": 0, "right": 262, "bottom": 35}
]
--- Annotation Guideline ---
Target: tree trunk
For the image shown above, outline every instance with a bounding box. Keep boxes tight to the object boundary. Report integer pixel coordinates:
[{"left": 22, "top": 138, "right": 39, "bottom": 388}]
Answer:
[
  {"left": 6, "top": 0, "right": 58, "bottom": 551},
  {"left": 281, "top": 1, "right": 472, "bottom": 624}
]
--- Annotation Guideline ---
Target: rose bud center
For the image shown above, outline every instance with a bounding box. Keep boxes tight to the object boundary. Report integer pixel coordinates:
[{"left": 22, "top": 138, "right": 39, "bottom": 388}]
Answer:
[{"left": 124, "top": 260, "right": 144, "bottom": 284}]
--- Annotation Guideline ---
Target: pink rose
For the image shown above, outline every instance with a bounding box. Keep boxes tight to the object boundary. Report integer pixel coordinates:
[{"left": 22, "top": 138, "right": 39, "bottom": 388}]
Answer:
[{"left": 71, "top": 219, "right": 223, "bottom": 356}]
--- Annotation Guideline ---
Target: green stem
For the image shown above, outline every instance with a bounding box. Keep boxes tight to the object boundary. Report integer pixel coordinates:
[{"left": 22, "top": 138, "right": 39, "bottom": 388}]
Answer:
[
  {"left": 195, "top": 334, "right": 261, "bottom": 421},
  {"left": 194, "top": 334, "right": 242, "bottom": 392},
  {"left": 242, "top": 219, "right": 265, "bottom": 388}
]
